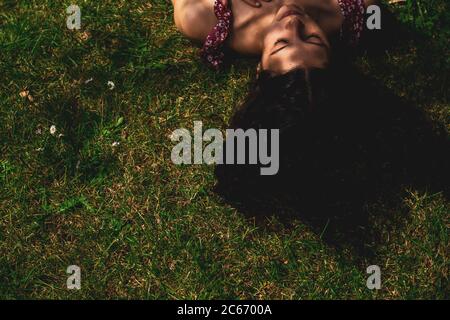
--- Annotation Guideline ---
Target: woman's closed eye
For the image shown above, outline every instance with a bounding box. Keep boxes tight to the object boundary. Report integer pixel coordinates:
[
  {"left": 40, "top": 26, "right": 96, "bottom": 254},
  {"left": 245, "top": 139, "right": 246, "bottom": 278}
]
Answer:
[
  {"left": 271, "top": 39, "right": 289, "bottom": 55},
  {"left": 274, "top": 39, "right": 289, "bottom": 46},
  {"left": 304, "top": 35, "right": 325, "bottom": 46}
]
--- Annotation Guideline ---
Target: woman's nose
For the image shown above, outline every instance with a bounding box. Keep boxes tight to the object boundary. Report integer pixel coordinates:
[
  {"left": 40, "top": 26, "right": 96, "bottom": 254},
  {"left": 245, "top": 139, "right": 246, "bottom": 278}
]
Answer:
[{"left": 285, "top": 17, "right": 305, "bottom": 37}]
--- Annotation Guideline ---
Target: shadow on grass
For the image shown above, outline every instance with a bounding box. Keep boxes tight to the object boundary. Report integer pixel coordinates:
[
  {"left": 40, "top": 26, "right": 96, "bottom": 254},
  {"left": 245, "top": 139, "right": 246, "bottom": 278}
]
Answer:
[
  {"left": 214, "top": 6, "right": 449, "bottom": 260},
  {"left": 358, "top": 4, "right": 449, "bottom": 107},
  {"left": 214, "top": 63, "right": 449, "bottom": 260},
  {"left": 37, "top": 94, "right": 119, "bottom": 185}
]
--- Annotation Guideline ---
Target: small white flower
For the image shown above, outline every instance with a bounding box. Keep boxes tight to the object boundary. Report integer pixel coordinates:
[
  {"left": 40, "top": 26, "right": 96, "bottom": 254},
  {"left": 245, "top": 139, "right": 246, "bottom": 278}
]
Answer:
[
  {"left": 19, "top": 90, "right": 29, "bottom": 98},
  {"left": 107, "top": 81, "right": 115, "bottom": 90},
  {"left": 50, "top": 125, "right": 57, "bottom": 135},
  {"left": 111, "top": 141, "right": 120, "bottom": 147},
  {"left": 35, "top": 128, "right": 42, "bottom": 135}
]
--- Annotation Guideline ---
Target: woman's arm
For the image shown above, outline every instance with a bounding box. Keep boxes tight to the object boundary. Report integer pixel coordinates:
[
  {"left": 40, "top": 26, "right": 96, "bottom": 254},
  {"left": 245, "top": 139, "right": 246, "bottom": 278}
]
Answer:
[
  {"left": 172, "top": 0, "right": 273, "bottom": 44},
  {"left": 172, "top": 0, "right": 216, "bottom": 44}
]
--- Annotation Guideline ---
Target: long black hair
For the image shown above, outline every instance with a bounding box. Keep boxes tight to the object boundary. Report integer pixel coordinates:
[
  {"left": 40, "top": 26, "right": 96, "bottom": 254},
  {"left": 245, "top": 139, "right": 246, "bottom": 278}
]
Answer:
[
  {"left": 229, "top": 68, "right": 334, "bottom": 131},
  {"left": 214, "top": 67, "right": 337, "bottom": 202},
  {"left": 215, "top": 62, "right": 449, "bottom": 216}
]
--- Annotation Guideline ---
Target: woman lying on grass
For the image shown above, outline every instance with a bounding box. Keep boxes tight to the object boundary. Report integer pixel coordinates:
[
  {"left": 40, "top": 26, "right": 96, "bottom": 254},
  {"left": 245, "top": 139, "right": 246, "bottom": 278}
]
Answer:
[
  {"left": 172, "top": 0, "right": 380, "bottom": 72},
  {"left": 173, "top": 0, "right": 390, "bottom": 141},
  {"left": 210, "top": 1, "right": 409, "bottom": 202}
]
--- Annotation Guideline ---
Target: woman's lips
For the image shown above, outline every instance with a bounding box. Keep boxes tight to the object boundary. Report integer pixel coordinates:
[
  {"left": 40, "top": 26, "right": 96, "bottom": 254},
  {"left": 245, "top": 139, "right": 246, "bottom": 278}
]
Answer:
[
  {"left": 280, "top": 10, "right": 302, "bottom": 21},
  {"left": 278, "top": 5, "right": 305, "bottom": 21}
]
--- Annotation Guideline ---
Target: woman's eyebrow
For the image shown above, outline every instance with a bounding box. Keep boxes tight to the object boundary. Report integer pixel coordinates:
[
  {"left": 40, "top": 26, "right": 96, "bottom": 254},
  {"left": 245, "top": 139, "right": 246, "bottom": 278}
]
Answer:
[{"left": 270, "top": 45, "right": 289, "bottom": 56}]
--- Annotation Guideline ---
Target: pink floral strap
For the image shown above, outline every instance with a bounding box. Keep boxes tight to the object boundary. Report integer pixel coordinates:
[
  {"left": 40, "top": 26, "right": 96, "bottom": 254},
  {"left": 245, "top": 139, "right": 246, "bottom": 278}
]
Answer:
[
  {"left": 200, "top": 0, "right": 233, "bottom": 70},
  {"left": 338, "top": 0, "right": 365, "bottom": 46}
]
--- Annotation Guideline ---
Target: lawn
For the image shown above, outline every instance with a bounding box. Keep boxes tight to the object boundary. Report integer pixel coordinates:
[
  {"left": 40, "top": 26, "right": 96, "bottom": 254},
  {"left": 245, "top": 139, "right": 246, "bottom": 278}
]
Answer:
[{"left": 0, "top": 0, "right": 448, "bottom": 299}]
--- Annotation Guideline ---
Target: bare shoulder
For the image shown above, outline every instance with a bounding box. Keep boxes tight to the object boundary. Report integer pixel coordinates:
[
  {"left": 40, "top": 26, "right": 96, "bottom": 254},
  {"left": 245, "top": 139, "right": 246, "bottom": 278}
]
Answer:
[{"left": 172, "top": 0, "right": 216, "bottom": 44}]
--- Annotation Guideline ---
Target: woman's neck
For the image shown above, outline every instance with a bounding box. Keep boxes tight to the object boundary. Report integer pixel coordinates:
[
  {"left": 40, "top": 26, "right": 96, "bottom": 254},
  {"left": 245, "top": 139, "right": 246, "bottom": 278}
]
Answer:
[{"left": 301, "top": 0, "right": 345, "bottom": 37}]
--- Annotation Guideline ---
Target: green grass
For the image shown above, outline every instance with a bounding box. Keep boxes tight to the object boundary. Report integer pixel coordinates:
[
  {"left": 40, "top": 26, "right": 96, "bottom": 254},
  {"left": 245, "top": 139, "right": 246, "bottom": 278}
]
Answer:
[{"left": 0, "top": 0, "right": 448, "bottom": 299}]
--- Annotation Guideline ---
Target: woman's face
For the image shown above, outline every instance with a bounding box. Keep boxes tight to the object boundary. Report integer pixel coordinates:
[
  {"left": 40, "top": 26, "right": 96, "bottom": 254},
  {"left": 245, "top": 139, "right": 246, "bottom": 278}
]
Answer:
[{"left": 261, "top": 3, "right": 331, "bottom": 74}]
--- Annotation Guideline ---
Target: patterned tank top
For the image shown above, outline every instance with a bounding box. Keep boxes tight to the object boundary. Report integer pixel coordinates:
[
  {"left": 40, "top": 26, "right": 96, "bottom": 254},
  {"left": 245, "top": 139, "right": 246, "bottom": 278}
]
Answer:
[{"left": 337, "top": 0, "right": 366, "bottom": 46}]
